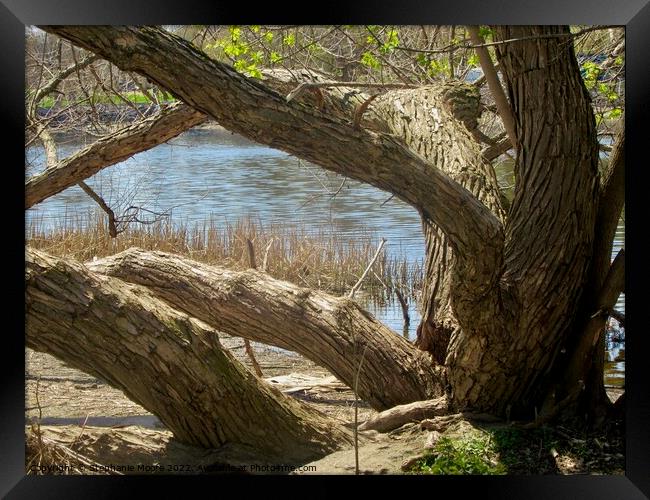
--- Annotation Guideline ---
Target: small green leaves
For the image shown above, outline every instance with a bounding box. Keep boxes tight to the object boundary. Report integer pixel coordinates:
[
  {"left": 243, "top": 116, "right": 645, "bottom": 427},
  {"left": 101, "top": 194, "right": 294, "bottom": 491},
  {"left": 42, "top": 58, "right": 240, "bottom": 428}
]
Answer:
[
  {"left": 361, "top": 51, "right": 381, "bottom": 70},
  {"left": 283, "top": 33, "right": 296, "bottom": 47}
]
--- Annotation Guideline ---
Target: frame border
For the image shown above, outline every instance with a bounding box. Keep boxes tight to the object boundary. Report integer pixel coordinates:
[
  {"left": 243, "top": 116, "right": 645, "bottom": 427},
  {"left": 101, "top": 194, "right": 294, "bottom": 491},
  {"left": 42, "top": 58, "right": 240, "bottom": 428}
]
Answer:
[{"left": 3, "top": 2, "right": 649, "bottom": 497}]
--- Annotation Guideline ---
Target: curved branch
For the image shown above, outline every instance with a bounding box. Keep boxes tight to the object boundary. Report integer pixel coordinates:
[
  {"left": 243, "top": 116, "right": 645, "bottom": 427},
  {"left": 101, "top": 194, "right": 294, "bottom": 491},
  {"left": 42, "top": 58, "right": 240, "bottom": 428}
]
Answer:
[
  {"left": 26, "top": 248, "right": 349, "bottom": 461},
  {"left": 26, "top": 102, "right": 206, "bottom": 208},
  {"left": 40, "top": 26, "right": 504, "bottom": 294}
]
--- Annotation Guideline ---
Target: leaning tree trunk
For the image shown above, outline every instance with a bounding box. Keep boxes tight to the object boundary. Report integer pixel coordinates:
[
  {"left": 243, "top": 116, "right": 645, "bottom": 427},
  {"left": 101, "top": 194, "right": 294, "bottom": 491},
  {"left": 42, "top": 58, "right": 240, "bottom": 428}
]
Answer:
[
  {"left": 86, "top": 248, "right": 446, "bottom": 410},
  {"left": 26, "top": 248, "right": 351, "bottom": 463}
]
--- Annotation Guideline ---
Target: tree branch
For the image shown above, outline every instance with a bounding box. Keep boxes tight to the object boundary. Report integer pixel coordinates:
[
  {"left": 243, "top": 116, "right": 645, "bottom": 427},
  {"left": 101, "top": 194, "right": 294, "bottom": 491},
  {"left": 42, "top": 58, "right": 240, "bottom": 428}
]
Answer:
[
  {"left": 26, "top": 102, "right": 206, "bottom": 208},
  {"left": 26, "top": 247, "right": 349, "bottom": 460},
  {"left": 87, "top": 248, "right": 447, "bottom": 410},
  {"left": 30, "top": 53, "right": 100, "bottom": 112},
  {"left": 467, "top": 26, "right": 517, "bottom": 150}
]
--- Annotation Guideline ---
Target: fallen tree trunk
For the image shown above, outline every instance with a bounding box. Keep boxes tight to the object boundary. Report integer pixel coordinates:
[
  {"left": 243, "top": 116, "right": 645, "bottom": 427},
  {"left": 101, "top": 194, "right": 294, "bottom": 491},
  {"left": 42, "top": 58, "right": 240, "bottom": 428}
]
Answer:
[
  {"left": 87, "top": 247, "right": 447, "bottom": 410},
  {"left": 26, "top": 247, "right": 350, "bottom": 463}
]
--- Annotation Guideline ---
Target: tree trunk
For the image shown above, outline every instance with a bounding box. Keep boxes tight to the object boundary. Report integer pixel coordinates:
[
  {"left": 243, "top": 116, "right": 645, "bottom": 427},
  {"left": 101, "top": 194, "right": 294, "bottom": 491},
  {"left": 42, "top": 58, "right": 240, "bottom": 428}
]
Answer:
[
  {"left": 26, "top": 248, "right": 350, "bottom": 463},
  {"left": 37, "top": 25, "right": 614, "bottom": 423},
  {"left": 86, "top": 248, "right": 447, "bottom": 410},
  {"left": 488, "top": 26, "right": 601, "bottom": 416}
]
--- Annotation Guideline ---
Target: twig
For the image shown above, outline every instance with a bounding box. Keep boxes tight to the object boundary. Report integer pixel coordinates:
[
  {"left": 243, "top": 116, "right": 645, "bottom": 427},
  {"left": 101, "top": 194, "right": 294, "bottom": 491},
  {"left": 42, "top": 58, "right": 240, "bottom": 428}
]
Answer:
[
  {"left": 380, "top": 194, "right": 395, "bottom": 207},
  {"left": 261, "top": 238, "right": 274, "bottom": 273},
  {"left": 77, "top": 181, "right": 118, "bottom": 238},
  {"left": 286, "top": 81, "right": 417, "bottom": 102},
  {"left": 348, "top": 238, "right": 386, "bottom": 299},
  {"left": 394, "top": 288, "right": 410, "bottom": 327},
  {"left": 243, "top": 239, "right": 264, "bottom": 378},
  {"left": 354, "top": 345, "right": 368, "bottom": 475},
  {"left": 40, "top": 436, "right": 124, "bottom": 475}
]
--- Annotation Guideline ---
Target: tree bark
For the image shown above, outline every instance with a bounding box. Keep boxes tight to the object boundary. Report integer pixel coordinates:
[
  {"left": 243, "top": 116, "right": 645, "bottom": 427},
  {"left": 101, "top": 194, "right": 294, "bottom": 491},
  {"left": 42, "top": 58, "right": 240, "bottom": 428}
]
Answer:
[
  {"left": 86, "top": 248, "right": 447, "bottom": 410},
  {"left": 26, "top": 247, "right": 350, "bottom": 463},
  {"left": 36, "top": 25, "right": 612, "bottom": 423},
  {"left": 489, "top": 26, "right": 600, "bottom": 414}
]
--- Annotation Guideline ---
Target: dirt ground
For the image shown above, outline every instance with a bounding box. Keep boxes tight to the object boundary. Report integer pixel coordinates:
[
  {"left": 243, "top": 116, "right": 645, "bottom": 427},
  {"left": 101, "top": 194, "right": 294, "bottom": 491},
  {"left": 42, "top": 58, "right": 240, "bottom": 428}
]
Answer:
[{"left": 25, "top": 338, "right": 625, "bottom": 476}]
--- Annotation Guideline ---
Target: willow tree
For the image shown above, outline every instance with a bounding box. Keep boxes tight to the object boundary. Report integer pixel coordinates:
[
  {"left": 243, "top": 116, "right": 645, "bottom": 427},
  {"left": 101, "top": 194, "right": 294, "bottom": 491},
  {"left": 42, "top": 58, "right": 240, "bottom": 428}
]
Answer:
[{"left": 26, "top": 25, "right": 624, "bottom": 459}]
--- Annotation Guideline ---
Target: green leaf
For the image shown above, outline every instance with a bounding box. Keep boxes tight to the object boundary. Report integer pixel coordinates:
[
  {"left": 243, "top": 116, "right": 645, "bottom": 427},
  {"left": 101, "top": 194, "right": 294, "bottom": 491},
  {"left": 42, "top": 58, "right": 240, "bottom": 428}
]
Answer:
[
  {"left": 264, "top": 31, "right": 274, "bottom": 43},
  {"left": 478, "top": 26, "right": 493, "bottom": 40},
  {"left": 283, "top": 33, "right": 295, "bottom": 47},
  {"left": 606, "top": 108, "right": 622, "bottom": 119},
  {"left": 361, "top": 51, "right": 381, "bottom": 70},
  {"left": 229, "top": 26, "right": 241, "bottom": 42}
]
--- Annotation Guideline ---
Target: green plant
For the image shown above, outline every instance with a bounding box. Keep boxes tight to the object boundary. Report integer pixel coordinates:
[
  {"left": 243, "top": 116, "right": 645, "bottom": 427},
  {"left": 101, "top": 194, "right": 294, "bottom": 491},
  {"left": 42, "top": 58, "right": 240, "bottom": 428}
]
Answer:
[{"left": 409, "top": 434, "right": 506, "bottom": 475}]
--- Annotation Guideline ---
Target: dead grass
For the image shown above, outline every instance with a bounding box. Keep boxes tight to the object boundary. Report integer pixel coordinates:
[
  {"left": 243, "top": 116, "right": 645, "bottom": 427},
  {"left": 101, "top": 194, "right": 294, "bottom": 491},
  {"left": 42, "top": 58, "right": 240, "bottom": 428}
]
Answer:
[{"left": 27, "top": 214, "right": 423, "bottom": 298}]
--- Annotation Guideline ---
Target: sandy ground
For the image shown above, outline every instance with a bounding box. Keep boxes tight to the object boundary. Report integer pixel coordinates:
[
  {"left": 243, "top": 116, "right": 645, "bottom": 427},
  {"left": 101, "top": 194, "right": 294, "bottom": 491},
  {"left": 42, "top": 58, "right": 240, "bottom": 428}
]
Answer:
[
  {"left": 25, "top": 337, "right": 625, "bottom": 476},
  {"left": 25, "top": 336, "right": 381, "bottom": 474}
]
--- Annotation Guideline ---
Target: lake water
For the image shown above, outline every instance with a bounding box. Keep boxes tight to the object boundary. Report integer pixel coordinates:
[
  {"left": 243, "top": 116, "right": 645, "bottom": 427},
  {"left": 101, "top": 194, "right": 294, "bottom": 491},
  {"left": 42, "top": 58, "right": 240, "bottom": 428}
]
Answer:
[{"left": 26, "top": 126, "right": 625, "bottom": 386}]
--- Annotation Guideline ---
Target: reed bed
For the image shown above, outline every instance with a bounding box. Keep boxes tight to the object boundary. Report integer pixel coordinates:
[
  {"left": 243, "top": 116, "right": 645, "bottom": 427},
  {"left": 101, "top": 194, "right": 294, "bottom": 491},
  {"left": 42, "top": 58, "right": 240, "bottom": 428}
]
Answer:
[{"left": 27, "top": 213, "right": 424, "bottom": 299}]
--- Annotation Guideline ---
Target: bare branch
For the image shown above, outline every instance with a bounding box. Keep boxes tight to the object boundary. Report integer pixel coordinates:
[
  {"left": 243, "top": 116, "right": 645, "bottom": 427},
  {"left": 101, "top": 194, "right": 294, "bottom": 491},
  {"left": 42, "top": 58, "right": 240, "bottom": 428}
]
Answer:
[
  {"left": 467, "top": 26, "right": 517, "bottom": 150},
  {"left": 26, "top": 102, "right": 206, "bottom": 208},
  {"left": 349, "top": 238, "right": 386, "bottom": 299},
  {"left": 77, "top": 181, "right": 118, "bottom": 238}
]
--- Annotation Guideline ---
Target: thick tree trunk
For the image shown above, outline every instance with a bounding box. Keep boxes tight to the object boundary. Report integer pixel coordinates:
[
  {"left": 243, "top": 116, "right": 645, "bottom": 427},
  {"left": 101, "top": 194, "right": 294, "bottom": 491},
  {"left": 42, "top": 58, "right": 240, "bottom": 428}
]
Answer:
[
  {"left": 26, "top": 248, "right": 350, "bottom": 463},
  {"left": 86, "top": 248, "right": 446, "bottom": 410},
  {"left": 36, "top": 25, "right": 612, "bottom": 423},
  {"left": 488, "top": 26, "right": 601, "bottom": 416}
]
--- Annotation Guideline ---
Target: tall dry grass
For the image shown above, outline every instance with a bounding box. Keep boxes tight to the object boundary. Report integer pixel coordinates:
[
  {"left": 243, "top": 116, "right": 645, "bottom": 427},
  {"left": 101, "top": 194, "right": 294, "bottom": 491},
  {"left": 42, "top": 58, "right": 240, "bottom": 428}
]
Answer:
[{"left": 27, "top": 213, "right": 423, "bottom": 298}]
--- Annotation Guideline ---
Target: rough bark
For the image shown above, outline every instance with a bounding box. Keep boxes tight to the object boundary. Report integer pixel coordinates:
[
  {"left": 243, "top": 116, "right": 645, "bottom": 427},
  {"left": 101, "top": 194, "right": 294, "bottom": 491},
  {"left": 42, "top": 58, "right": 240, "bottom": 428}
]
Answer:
[
  {"left": 86, "top": 248, "right": 447, "bottom": 410},
  {"left": 563, "top": 249, "right": 625, "bottom": 399},
  {"left": 26, "top": 102, "right": 207, "bottom": 208},
  {"left": 560, "top": 124, "right": 625, "bottom": 420},
  {"left": 368, "top": 83, "right": 506, "bottom": 367},
  {"left": 35, "top": 25, "right": 612, "bottom": 423},
  {"left": 486, "top": 26, "right": 600, "bottom": 414},
  {"left": 26, "top": 247, "right": 350, "bottom": 463}
]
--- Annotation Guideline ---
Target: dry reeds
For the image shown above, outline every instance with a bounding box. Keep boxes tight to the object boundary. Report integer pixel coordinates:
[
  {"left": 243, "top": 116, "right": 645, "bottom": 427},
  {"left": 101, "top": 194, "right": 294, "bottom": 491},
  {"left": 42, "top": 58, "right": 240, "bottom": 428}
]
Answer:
[{"left": 27, "top": 213, "right": 423, "bottom": 298}]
